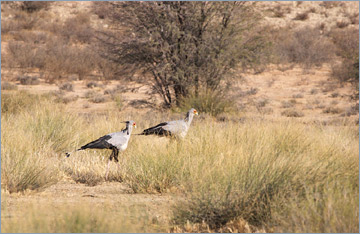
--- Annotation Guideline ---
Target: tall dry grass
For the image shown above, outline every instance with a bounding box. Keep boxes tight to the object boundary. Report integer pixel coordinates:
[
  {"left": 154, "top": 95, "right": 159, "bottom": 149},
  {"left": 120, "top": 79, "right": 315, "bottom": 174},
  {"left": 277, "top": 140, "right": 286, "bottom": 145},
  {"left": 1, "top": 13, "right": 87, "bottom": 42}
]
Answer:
[
  {"left": 1, "top": 202, "right": 165, "bottom": 233},
  {"left": 1, "top": 91, "right": 358, "bottom": 232}
]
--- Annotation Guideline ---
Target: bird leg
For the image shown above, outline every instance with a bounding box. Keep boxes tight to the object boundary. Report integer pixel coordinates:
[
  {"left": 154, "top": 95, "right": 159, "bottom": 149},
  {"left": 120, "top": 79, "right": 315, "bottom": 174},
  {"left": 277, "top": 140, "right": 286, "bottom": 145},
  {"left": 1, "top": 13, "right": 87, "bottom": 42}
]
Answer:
[
  {"left": 105, "top": 148, "right": 115, "bottom": 180},
  {"left": 113, "top": 148, "right": 119, "bottom": 162}
]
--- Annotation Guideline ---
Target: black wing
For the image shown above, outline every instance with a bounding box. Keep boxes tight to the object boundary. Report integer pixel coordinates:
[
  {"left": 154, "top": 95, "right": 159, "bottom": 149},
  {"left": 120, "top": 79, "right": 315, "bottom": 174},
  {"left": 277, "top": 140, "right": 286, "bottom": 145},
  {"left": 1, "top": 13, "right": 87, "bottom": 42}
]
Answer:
[
  {"left": 140, "top": 122, "right": 172, "bottom": 136},
  {"left": 79, "top": 135, "right": 113, "bottom": 150}
]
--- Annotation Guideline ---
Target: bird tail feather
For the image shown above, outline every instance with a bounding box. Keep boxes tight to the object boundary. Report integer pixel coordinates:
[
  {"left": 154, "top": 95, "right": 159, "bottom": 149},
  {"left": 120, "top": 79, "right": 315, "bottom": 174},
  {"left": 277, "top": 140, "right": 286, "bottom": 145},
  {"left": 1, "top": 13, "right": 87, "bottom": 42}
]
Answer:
[{"left": 65, "top": 148, "right": 82, "bottom": 158}]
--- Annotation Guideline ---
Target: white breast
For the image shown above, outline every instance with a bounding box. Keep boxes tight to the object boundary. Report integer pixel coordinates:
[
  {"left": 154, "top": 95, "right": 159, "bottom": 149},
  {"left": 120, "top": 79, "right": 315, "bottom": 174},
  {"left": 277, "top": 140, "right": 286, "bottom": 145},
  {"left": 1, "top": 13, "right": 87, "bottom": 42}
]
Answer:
[{"left": 118, "top": 142, "right": 128, "bottom": 151}]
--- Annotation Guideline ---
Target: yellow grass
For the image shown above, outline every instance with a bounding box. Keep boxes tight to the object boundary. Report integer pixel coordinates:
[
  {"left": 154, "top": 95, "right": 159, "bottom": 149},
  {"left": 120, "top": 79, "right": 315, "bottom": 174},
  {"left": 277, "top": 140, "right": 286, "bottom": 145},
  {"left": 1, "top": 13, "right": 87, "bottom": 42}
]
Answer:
[{"left": 1, "top": 91, "right": 358, "bottom": 232}]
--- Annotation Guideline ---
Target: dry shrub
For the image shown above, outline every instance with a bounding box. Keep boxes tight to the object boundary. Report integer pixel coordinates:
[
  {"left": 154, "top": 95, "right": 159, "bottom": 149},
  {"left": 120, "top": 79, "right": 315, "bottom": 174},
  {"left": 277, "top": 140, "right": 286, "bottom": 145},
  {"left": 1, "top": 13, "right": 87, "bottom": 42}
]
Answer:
[
  {"left": 11, "top": 30, "right": 49, "bottom": 44},
  {"left": 5, "top": 41, "right": 46, "bottom": 69},
  {"left": 323, "top": 106, "right": 343, "bottom": 114},
  {"left": 331, "top": 92, "right": 339, "bottom": 98},
  {"left": 59, "top": 82, "right": 74, "bottom": 92},
  {"left": 342, "top": 104, "right": 359, "bottom": 116},
  {"left": 55, "top": 95, "right": 79, "bottom": 104},
  {"left": 1, "top": 91, "right": 46, "bottom": 114},
  {"left": 273, "top": 27, "right": 335, "bottom": 70},
  {"left": 97, "top": 58, "right": 124, "bottom": 80},
  {"left": 349, "top": 13, "right": 359, "bottom": 25},
  {"left": 43, "top": 42, "right": 96, "bottom": 81},
  {"left": 281, "top": 109, "right": 304, "bottom": 117},
  {"left": 330, "top": 28, "right": 359, "bottom": 86},
  {"left": 273, "top": 6, "right": 285, "bottom": 18},
  {"left": 1, "top": 82, "right": 18, "bottom": 90},
  {"left": 1, "top": 203, "right": 162, "bottom": 233},
  {"left": 112, "top": 94, "right": 124, "bottom": 110},
  {"left": 92, "top": 1, "right": 113, "bottom": 19},
  {"left": 293, "top": 12, "right": 309, "bottom": 21},
  {"left": 18, "top": 75, "right": 40, "bottom": 85},
  {"left": 62, "top": 13, "right": 94, "bottom": 43},
  {"left": 170, "top": 121, "right": 358, "bottom": 232},
  {"left": 281, "top": 101, "right": 295, "bottom": 108},
  {"left": 5, "top": 10, "right": 40, "bottom": 31},
  {"left": 255, "top": 98, "right": 269, "bottom": 109},
  {"left": 292, "top": 93, "right": 304, "bottom": 99},
  {"left": 20, "top": 1, "right": 52, "bottom": 13},
  {"left": 84, "top": 90, "right": 97, "bottom": 99},
  {"left": 86, "top": 81, "right": 100, "bottom": 89},
  {"left": 171, "top": 218, "right": 264, "bottom": 233},
  {"left": 320, "top": 1, "right": 343, "bottom": 9},
  {"left": 336, "top": 20, "right": 350, "bottom": 29},
  {"left": 177, "top": 91, "right": 236, "bottom": 117},
  {"left": 64, "top": 168, "right": 103, "bottom": 186},
  {"left": 90, "top": 95, "right": 107, "bottom": 103},
  {"left": 310, "top": 88, "right": 319, "bottom": 95}
]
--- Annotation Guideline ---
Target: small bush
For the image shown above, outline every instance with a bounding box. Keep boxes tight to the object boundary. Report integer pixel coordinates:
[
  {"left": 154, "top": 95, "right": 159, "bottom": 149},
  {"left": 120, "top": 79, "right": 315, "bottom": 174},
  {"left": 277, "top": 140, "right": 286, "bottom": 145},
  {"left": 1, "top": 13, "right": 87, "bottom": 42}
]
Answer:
[
  {"left": 310, "top": 88, "right": 319, "bottom": 95},
  {"left": 323, "top": 106, "right": 343, "bottom": 114},
  {"left": 349, "top": 13, "right": 359, "bottom": 25},
  {"left": 61, "top": 13, "right": 94, "bottom": 43},
  {"left": 342, "top": 104, "right": 359, "bottom": 116},
  {"left": 293, "top": 12, "right": 309, "bottom": 21},
  {"left": 1, "top": 82, "right": 18, "bottom": 90},
  {"left": 255, "top": 98, "right": 269, "bottom": 109},
  {"left": 273, "top": 6, "right": 285, "bottom": 18},
  {"left": 18, "top": 75, "right": 40, "bottom": 85},
  {"left": 281, "top": 101, "right": 295, "bottom": 108},
  {"left": 330, "top": 28, "right": 359, "bottom": 86},
  {"left": 281, "top": 109, "right": 304, "bottom": 117},
  {"left": 331, "top": 92, "right": 339, "bottom": 98},
  {"left": 112, "top": 94, "right": 124, "bottom": 110},
  {"left": 1, "top": 91, "right": 46, "bottom": 114},
  {"left": 177, "top": 91, "right": 235, "bottom": 117},
  {"left": 292, "top": 93, "right": 304, "bottom": 99},
  {"left": 273, "top": 27, "right": 335, "bottom": 70},
  {"left": 55, "top": 95, "right": 79, "bottom": 104},
  {"left": 59, "top": 82, "right": 74, "bottom": 92},
  {"left": 65, "top": 168, "right": 103, "bottom": 186},
  {"left": 86, "top": 81, "right": 100, "bottom": 89},
  {"left": 247, "top": 87, "right": 258, "bottom": 95},
  {"left": 336, "top": 20, "right": 350, "bottom": 29},
  {"left": 20, "top": 1, "right": 52, "bottom": 13},
  {"left": 90, "top": 95, "right": 107, "bottom": 103}
]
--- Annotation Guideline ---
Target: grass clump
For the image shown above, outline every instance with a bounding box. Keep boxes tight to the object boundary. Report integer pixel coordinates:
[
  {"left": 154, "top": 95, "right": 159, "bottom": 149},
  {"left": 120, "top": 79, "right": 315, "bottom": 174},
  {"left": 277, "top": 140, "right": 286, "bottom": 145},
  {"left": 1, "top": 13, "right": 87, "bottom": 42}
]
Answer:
[
  {"left": 1, "top": 203, "right": 164, "bottom": 233},
  {"left": 169, "top": 121, "right": 358, "bottom": 232},
  {"left": 1, "top": 82, "right": 18, "bottom": 90},
  {"left": 1, "top": 91, "right": 46, "bottom": 114},
  {"left": 1, "top": 92, "right": 84, "bottom": 192},
  {"left": 281, "top": 109, "right": 305, "bottom": 117},
  {"left": 176, "top": 91, "right": 235, "bottom": 117}
]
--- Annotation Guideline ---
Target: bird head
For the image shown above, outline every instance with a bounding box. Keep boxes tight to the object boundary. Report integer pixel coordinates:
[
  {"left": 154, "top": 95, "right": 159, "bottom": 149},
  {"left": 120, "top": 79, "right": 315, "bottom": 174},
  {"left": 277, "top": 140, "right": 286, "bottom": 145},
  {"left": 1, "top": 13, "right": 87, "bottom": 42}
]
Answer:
[{"left": 123, "top": 120, "right": 136, "bottom": 128}]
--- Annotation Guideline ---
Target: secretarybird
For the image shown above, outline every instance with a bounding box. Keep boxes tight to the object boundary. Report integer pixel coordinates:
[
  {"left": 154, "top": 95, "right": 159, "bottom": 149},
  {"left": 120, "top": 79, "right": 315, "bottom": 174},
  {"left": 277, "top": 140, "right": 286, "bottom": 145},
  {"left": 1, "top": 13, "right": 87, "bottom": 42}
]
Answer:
[
  {"left": 138, "top": 108, "right": 198, "bottom": 139},
  {"left": 65, "top": 120, "right": 136, "bottom": 178}
]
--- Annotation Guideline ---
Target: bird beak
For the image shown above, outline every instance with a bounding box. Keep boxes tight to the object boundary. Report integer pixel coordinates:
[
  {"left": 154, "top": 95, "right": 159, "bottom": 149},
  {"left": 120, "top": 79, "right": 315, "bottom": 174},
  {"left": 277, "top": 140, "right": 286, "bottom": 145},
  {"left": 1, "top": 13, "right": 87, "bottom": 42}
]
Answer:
[
  {"left": 133, "top": 123, "right": 137, "bottom": 128},
  {"left": 194, "top": 110, "right": 198, "bottom": 115}
]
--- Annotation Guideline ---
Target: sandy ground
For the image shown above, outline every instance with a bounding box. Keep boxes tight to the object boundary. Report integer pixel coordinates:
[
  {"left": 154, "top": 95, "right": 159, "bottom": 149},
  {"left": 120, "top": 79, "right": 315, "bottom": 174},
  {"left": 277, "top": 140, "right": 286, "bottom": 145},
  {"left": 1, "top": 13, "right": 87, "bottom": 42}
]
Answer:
[{"left": 2, "top": 181, "right": 176, "bottom": 230}]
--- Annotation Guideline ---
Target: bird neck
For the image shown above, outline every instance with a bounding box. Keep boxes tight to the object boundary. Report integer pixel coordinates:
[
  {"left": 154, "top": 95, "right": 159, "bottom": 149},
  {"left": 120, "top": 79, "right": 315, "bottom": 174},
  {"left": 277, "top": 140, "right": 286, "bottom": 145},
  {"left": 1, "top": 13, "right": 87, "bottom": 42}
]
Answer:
[
  {"left": 184, "top": 112, "right": 194, "bottom": 125},
  {"left": 123, "top": 125, "right": 133, "bottom": 135}
]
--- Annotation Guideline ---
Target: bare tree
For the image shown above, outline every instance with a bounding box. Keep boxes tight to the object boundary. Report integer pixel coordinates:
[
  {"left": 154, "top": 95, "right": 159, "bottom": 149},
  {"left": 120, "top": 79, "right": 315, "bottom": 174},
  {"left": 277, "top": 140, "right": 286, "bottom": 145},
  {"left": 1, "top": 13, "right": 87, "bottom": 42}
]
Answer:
[{"left": 96, "top": 1, "right": 268, "bottom": 107}]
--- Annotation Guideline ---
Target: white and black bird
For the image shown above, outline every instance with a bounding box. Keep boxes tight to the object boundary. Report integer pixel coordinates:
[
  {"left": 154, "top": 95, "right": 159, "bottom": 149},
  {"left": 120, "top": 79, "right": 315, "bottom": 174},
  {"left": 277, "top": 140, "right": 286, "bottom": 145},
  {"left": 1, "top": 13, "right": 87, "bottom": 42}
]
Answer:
[
  {"left": 65, "top": 120, "right": 136, "bottom": 177},
  {"left": 139, "top": 108, "right": 198, "bottom": 139}
]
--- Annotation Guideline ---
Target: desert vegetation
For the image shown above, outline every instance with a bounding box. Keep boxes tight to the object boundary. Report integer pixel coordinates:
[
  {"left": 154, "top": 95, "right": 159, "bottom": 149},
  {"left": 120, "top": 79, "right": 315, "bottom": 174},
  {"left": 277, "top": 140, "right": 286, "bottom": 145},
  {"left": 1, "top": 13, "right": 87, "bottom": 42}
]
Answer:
[
  {"left": 1, "top": 1, "right": 359, "bottom": 233},
  {"left": 1, "top": 91, "right": 359, "bottom": 232}
]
